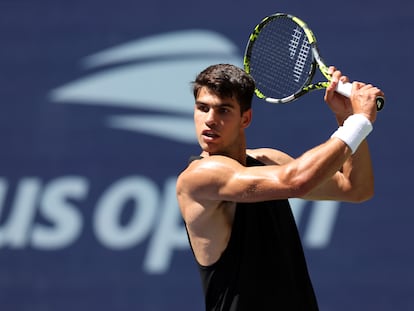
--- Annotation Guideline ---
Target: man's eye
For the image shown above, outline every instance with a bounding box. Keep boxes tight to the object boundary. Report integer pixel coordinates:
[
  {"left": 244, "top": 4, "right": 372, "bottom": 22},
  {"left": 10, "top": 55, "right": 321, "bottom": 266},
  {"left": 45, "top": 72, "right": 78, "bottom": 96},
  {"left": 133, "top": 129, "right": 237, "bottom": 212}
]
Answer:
[{"left": 197, "top": 105, "right": 208, "bottom": 112}]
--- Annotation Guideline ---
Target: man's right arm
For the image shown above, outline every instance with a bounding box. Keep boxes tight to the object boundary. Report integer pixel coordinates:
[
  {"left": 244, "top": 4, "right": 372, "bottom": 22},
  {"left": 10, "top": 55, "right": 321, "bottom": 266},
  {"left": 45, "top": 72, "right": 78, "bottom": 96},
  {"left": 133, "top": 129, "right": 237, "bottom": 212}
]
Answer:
[{"left": 176, "top": 140, "right": 352, "bottom": 205}]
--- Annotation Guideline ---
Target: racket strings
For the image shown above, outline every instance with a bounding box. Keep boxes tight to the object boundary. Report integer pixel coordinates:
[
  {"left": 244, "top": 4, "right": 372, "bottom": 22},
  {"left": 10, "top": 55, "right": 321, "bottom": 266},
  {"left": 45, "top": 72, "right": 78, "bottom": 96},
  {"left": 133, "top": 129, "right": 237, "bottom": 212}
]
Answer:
[{"left": 248, "top": 16, "right": 314, "bottom": 100}]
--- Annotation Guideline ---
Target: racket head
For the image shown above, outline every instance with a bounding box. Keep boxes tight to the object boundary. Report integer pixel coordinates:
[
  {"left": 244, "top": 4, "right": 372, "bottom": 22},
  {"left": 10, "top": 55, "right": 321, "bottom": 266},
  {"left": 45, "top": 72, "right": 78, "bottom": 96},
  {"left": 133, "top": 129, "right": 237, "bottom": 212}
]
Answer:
[{"left": 244, "top": 13, "right": 324, "bottom": 104}]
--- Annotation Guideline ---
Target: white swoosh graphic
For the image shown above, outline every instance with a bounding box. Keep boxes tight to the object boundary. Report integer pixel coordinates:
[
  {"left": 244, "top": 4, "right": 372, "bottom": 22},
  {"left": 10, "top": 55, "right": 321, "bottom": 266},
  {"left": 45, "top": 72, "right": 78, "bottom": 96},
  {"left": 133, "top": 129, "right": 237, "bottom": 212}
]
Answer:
[
  {"left": 108, "top": 115, "right": 196, "bottom": 144},
  {"left": 82, "top": 30, "right": 239, "bottom": 68},
  {"left": 49, "top": 57, "right": 240, "bottom": 115},
  {"left": 49, "top": 30, "right": 242, "bottom": 143}
]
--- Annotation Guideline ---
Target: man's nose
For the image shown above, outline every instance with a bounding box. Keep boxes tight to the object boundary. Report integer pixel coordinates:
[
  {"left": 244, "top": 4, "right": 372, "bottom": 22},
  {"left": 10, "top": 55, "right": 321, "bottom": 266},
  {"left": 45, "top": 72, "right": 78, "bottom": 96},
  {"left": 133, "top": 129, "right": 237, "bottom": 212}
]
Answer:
[{"left": 205, "top": 109, "right": 217, "bottom": 126}]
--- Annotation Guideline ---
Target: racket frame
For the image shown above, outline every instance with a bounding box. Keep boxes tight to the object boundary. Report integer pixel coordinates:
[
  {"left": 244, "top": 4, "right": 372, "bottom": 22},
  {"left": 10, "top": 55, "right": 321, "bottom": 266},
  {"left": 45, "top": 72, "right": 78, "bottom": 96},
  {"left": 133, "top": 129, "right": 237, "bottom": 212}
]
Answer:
[
  {"left": 244, "top": 13, "right": 331, "bottom": 104},
  {"left": 244, "top": 13, "right": 384, "bottom": 111}
]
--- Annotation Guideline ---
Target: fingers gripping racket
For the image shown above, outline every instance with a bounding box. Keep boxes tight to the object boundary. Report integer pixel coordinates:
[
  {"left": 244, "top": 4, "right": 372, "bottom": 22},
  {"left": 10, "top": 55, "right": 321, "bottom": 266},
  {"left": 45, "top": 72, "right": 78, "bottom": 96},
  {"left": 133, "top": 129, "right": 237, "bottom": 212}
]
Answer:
[{"left": 243, "top": 13, "right": 385, "bottom": 111}]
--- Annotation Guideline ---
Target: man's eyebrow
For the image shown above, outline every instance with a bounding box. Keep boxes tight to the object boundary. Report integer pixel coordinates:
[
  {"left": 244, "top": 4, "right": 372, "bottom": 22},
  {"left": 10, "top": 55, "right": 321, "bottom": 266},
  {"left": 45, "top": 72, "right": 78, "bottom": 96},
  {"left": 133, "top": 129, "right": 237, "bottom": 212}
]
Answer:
[
  {"left": 195, "top": 101, "right": 235, "bottom": 108},
  {"left": 218, "top": 102, "right": 235, "bottom": 108}
]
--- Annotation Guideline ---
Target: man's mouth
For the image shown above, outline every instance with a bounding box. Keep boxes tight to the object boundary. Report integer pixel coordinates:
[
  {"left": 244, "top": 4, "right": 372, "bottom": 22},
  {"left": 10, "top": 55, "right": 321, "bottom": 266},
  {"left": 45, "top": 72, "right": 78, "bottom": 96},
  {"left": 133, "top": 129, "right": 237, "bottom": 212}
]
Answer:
[{"left": 202, "top": 130, "right": 219, "bottom": 139}]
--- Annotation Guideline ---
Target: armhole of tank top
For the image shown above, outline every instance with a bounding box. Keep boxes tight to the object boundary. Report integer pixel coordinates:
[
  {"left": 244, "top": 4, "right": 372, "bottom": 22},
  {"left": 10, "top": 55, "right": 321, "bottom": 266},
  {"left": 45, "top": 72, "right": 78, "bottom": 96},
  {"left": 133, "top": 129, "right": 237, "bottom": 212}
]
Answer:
[
  {"left": 184, "top": 221, "right": 219, "bottom": 271},
  {"left": 196, "top": 203, "right": 241, "bottom": 272},
  {"left": 187, "top": 155, "right": 250, "bottom": 271},
  {"left": 186, "top": 155, "right": 218, "bottom": 271}
]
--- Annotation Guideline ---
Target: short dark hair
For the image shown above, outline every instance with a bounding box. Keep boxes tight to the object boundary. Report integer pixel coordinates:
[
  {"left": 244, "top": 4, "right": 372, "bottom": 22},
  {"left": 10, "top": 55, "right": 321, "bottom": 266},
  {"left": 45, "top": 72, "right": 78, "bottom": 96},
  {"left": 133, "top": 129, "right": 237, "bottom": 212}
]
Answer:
[{"left": 192, "top": 64, "right": 255, "bottom": 113}]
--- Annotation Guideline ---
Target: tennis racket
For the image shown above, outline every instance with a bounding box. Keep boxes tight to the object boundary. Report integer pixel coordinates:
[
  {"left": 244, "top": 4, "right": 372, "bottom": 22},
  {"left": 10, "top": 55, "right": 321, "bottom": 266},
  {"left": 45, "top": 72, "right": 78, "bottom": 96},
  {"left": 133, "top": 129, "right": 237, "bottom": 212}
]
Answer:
[{"left": 243, "top": 13, "right": 385, "bottom": 111}]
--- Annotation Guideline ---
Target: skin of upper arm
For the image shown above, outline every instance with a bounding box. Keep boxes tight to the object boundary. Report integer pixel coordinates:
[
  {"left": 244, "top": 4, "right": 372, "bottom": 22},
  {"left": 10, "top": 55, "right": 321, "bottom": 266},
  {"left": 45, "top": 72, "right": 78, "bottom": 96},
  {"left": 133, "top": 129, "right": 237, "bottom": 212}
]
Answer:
[
  {"left": 247, "top": 147, "right": 371, "bottom": 202},
  {"left": 176, "top": 154, "right": 300, "bottom": 206}
]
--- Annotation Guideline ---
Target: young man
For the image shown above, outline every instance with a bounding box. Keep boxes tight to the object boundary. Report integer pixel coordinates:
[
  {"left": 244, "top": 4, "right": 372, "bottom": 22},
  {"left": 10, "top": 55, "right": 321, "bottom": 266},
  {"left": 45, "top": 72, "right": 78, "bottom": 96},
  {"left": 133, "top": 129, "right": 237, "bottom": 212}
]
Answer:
[{"left": 176, "top": 64, "right": 383, "bottom": 310}]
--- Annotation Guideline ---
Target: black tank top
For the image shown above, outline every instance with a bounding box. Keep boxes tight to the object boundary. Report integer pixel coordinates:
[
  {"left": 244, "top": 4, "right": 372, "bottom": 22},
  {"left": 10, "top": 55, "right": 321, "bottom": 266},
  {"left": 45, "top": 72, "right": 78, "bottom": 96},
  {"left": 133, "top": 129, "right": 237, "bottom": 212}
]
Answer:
[{"left": 186, "top": 156, "right": 319, "bottom": 311}]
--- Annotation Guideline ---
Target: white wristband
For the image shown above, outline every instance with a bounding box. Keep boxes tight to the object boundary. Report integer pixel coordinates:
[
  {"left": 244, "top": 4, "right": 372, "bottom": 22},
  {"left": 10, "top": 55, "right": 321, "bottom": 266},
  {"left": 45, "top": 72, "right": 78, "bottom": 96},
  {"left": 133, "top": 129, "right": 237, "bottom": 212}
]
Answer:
[{"left": 331, "top": 114, "right": 373, "bottom": 154}]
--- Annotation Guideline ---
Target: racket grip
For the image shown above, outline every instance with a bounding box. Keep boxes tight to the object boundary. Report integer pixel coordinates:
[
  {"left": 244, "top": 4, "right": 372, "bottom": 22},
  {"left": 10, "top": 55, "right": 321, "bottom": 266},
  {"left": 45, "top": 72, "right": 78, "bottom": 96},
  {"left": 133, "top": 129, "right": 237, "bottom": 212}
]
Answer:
[{"left": 336, "top": 81, "right": 385, "bottom": 111}]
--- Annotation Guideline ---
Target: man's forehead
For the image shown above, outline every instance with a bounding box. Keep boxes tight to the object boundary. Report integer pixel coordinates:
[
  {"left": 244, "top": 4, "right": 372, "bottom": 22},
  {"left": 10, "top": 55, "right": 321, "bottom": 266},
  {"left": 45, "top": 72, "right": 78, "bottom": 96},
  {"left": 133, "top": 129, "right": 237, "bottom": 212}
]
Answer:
[{"left": 195, "top": 87, "right": 237, "bottom": 107}]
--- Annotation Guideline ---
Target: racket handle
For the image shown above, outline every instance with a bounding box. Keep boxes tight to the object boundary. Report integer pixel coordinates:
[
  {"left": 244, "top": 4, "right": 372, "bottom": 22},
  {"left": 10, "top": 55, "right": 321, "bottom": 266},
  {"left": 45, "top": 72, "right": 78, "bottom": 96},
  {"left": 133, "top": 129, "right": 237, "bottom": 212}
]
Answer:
[{"left": 336, "top": 81, "right": 385, "bottom": 111}]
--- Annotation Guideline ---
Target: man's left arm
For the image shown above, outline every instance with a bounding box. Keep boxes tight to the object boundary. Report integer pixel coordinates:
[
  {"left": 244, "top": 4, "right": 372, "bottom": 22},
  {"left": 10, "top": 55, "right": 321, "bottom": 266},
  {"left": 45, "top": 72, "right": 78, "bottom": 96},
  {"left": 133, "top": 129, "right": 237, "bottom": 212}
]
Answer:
[
  {"left": 303, "top": 66, "right": 377, "bottom": 202},
  {"left": 303, "top": 138, "right": 374, "bottom": 202}
]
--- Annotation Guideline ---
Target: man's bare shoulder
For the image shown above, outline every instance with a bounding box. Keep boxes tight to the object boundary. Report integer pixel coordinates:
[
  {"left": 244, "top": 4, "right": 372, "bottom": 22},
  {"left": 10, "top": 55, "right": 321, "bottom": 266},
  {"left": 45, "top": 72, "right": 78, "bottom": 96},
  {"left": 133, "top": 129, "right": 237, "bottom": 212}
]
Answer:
[
  {"left": 247, "top": 147, "right": 294, "bottom": 166},
  {"left": 177, "top": 155, "right": 241, "bottom": 189}
]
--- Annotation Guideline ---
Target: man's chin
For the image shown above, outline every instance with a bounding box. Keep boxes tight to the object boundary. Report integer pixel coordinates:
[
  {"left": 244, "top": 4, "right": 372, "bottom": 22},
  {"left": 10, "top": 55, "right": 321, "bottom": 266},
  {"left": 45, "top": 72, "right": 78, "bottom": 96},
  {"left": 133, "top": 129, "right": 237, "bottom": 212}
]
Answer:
[{"left": 200, "top": 144, "right": 220, "bottom": 155}]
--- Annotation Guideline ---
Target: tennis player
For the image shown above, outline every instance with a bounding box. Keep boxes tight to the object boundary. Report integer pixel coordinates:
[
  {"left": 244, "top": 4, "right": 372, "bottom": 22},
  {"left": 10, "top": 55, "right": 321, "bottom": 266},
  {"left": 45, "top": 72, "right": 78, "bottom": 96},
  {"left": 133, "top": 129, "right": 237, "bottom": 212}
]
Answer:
[{"left": 176, "top": 64, "right": 384, "bottom": 310}]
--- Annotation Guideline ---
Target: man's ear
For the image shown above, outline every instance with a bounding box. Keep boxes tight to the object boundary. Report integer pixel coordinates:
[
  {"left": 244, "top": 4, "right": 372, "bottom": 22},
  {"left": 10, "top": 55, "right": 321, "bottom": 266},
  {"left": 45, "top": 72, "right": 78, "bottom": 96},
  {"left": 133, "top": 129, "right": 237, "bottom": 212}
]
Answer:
[{"left": 242, "top": 109, "right": 252, "bottom": 128}]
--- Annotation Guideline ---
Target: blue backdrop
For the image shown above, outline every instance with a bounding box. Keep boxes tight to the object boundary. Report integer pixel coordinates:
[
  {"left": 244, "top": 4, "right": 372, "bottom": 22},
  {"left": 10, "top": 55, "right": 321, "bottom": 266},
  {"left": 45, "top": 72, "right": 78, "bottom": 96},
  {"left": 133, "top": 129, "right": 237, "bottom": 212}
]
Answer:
[{"left": 0, "top": 0, "right": 413, "bottom": 310}]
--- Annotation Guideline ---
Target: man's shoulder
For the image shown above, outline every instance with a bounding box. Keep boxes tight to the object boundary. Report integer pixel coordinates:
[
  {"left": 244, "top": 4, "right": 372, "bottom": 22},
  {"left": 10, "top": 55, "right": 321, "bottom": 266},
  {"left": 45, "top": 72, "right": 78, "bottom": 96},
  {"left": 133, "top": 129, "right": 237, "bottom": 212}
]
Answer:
[
  {"left": 177, "top": 154, "right": 242, "bottom": 194},
  {"left": 178, "top": 155, "right": 227, "bottom": 181}
]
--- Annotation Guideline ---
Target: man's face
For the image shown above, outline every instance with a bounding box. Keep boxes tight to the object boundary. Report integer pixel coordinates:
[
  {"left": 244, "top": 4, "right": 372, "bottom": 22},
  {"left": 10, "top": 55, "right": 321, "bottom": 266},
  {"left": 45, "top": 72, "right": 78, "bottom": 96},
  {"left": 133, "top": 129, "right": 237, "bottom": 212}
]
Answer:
[{"left": 194, "top": 87, "right": 251, "bottom": 156}]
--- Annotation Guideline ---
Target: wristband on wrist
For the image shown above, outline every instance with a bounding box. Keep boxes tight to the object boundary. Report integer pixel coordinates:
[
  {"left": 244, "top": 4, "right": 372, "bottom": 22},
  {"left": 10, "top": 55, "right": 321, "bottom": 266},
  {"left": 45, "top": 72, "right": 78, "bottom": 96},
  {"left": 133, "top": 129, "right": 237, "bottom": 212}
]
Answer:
[{"left": 331, "top": 114, "right": 373, "bottom": 154}]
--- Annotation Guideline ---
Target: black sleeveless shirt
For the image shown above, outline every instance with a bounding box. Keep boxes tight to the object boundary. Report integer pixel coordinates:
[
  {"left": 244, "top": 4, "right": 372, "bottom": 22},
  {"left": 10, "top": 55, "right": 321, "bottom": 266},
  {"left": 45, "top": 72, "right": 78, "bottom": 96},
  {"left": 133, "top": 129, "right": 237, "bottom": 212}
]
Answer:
[{"left": 186, "top": 156, "right": 319, "bottom": 311}]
